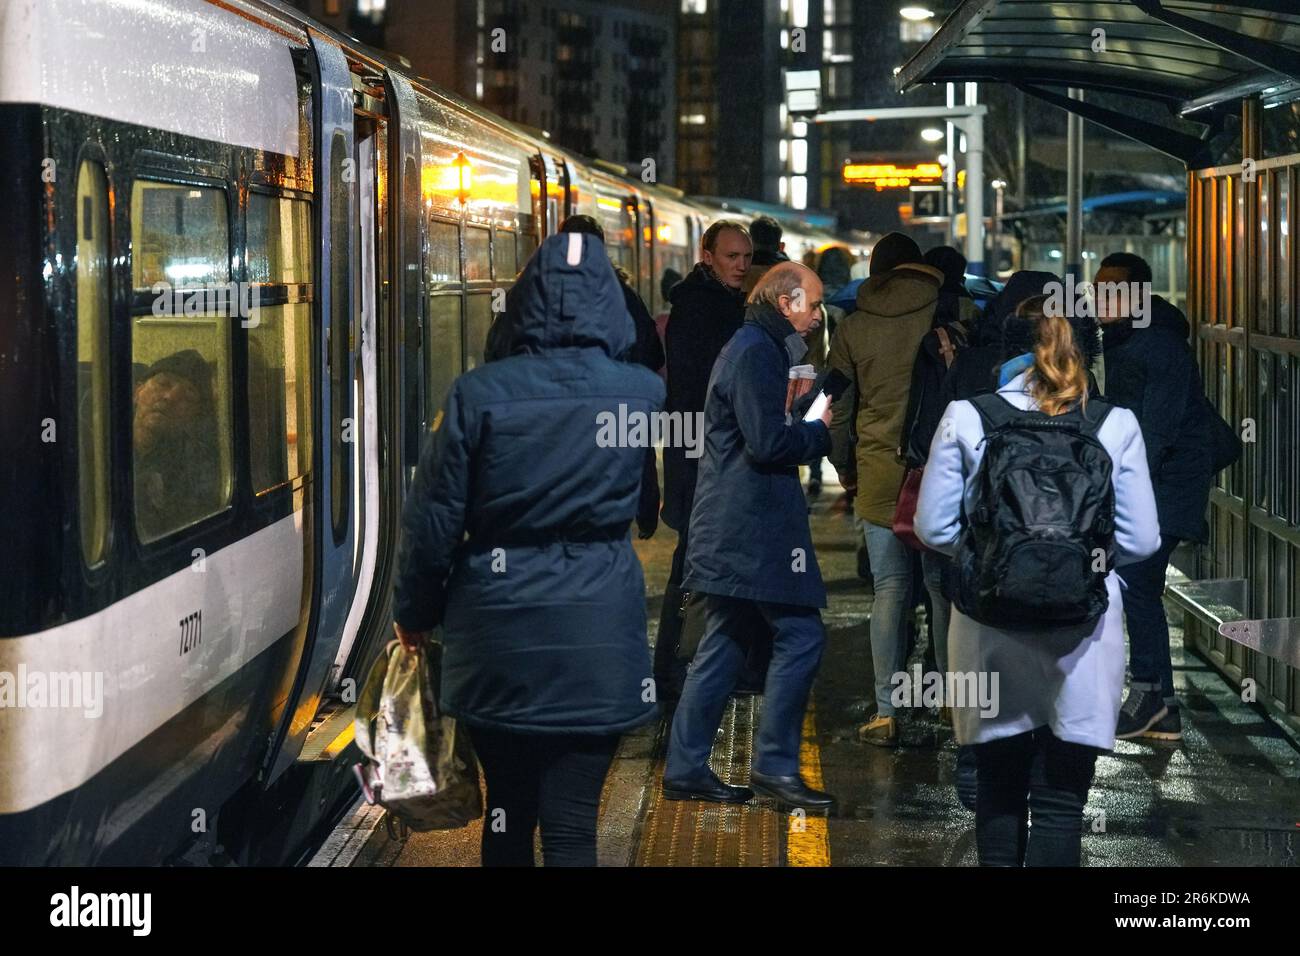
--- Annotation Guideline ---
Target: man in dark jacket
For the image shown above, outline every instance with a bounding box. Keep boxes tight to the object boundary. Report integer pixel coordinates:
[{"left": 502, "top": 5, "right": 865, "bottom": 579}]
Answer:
[
  {"left": 656, "top": 220, "right": 753, "bottom": 699},
  {"left": 1097, "top": 252, "right": 1212, "bottom": 742},
  {"left": 391, "top": 232, "right": 664, "bottom": 866},
  {"left": 663, "top": 262, "right": 836, "bottom": 810}
]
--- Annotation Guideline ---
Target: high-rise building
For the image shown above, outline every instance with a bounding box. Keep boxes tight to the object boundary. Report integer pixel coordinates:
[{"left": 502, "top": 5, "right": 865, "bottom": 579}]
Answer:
[
  {"left": 676, "top": 0, "right": 946, "bottom": 231},
  {"left": 284, "top": 0, "right": 676, "bottom": 183}
]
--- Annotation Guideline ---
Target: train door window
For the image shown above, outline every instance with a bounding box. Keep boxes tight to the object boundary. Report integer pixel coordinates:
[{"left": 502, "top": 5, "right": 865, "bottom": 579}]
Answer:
[
  {"left": 129, "top": 179, "right": 233, "bottom": 543},
  {"left": 425, "top": 295, "right": 462, "bottom": 423},
  {"left": 76, "top": 159, "right": 111, "bottom": 567},
  {"left": 428, "top": 219, "right": 460, "bottom": 282},
  {"left": 494, "top": 229, "right": 518, "bottom": 280},
  {"left": 329, "top": 131, "right": 351, "bottom": 538},
  {"left": 247, "top": 193, "right": 313, "bottom": 495},
  {"left": 465, "top": 225, "right": 491, "bottom": 281},
  {"left": 465, "top": 295, "right": 493, "bottom": 371}
]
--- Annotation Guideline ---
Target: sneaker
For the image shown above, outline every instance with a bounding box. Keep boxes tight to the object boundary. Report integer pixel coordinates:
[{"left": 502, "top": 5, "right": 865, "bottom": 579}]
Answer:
[
  {"left": 1116, "top": 687, "right": 1178, "bottom": 740},
  {"left": 858, "top": 715, "right": 898, "bottom": 747},
  {"left": 1138, "top": 705, "right": 1182, "bottom": 741}
]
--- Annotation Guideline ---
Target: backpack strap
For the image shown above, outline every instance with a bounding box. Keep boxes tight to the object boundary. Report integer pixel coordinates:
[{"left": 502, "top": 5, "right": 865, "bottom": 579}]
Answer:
[
  {"left": 969, "top": 392, "right": 1024, "bottom": 434},
  {"left": 933, "top": 320, "right": 970, "bottom": 369},
  {"left": 972, "top": 391, "right": 1115, "bottom": 438}
]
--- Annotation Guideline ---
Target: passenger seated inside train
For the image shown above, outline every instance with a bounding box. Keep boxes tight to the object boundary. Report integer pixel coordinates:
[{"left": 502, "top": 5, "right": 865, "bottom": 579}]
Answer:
[{"left": 132, "top": 349, "right": 223, "bottom": 541}]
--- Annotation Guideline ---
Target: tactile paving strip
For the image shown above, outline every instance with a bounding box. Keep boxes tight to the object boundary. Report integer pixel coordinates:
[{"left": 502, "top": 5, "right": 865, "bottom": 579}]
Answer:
[{"left": 633, "top": 695, "right": 783, "bottom": 867}]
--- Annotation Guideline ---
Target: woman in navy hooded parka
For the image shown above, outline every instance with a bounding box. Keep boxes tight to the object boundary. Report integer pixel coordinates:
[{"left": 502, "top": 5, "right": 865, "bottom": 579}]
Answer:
[{"left": 392, "top": 233, "right": 665, "bottom": 866}]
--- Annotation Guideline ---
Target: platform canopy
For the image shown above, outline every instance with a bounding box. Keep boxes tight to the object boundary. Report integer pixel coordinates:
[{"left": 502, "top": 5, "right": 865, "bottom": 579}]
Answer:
[{"left": 896, "top": 1, "right": 1300, "bottom": 165}]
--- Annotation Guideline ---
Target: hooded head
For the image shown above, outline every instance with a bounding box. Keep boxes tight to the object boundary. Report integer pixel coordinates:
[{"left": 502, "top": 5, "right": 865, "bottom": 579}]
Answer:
[
  {"left": 510, "top": 232, "right": 635, "bottom": 358},
  {"left": 923, "top": 245, "right": 968, "bottom": 296},
  {"left": 869, "top": 232, "right": 923, "bottom": 276},
  {"left": 976, "top": 270, "right": 1059, "bottom": 347}
]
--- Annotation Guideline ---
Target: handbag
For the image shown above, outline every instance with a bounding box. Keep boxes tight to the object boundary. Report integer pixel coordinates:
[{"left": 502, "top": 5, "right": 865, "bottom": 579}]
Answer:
[
  {"left": 353, "top": 640, "right": 482, "bottom": 831},
  {"left": 892, "top": 327, "right": 963, "bottom": 551},
  {"left": 892, "top": 465, "right": 928, "bottom": 551}
]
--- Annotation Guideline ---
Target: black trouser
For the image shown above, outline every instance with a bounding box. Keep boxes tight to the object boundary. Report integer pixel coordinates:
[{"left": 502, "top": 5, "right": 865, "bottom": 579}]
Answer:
[
  {"left": 653, "top": 520, "right": 692, "bottom": 696},
  {"left": 974, "top": 727, "right": 1099, "bottom": 867},
  {"left": 468, "top": 727, "right": 619, "bottom": 867},
  {"left": 1122, "top": 535, "right": 1181, "bottom": 703}
]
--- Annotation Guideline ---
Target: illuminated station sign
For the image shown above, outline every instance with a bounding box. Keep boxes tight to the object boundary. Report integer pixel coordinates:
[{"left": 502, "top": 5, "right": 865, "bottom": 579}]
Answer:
[{"left": 843, "top": 161, "right": 943, "bottom": 190}]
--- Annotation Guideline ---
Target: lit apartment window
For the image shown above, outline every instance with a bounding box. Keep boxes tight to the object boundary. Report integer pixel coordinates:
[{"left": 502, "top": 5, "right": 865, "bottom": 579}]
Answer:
[
  {"left": 791, "top": 176, "right": 807, "bottom": 210},
  {"left": 792, "top": 139, "right": 807, "bottom": 175},
  {"left": 779, "top": 176, "right": 789, "bottom": 203},
  {"left": 900, "top": 20, "right": 937, "bottom": 43},
  {"left": 792, "top": 0, "right": 808, "bottom": 28},
  {"left": 681, "top": 0, "right": 708, "bottom": 13}
]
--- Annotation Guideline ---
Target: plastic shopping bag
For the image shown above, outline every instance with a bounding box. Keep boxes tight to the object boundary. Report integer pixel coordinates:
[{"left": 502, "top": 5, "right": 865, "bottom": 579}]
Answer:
[{"left": 353, "top": 640, "right": 482, "bottom": 831}]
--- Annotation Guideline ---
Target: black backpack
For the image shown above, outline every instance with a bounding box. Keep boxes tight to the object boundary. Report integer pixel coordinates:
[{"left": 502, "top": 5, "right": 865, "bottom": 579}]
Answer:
[{"left": 949, "top": 393, "right": 1117, "bottom": 631}]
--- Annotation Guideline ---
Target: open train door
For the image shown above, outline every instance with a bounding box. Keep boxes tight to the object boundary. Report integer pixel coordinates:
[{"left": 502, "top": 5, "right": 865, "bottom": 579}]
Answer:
[{"left": 261, "top": 30, "right": 374, "bottom": 783}]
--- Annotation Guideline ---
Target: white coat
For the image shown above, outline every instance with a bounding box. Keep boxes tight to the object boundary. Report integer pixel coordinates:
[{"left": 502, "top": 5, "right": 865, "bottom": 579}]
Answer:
[{"left": 915, "top": 370, "right": 1162, "bottom": 750}]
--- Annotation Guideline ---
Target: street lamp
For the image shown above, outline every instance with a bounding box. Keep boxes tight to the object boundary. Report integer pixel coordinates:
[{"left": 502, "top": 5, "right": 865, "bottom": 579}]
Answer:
[
  {"left": 920, "top": 127, "right": 944, "bottom": 143},
  {"left": 899, "top": 7, "right": 935, "bottom": 20}
]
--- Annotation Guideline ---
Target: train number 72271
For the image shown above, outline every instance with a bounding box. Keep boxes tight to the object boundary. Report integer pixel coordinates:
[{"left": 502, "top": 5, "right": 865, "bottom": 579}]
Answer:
[{"left": 179, "top": 610, "right": 203, "bottom": 656}]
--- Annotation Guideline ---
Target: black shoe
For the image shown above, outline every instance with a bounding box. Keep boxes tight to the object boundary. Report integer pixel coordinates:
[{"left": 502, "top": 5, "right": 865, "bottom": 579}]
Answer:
[
  {"left": 662, "top": 772, "right": 754, "bottom": 804},
  {"left": 955, "top": 745, "right": 977, "bottom": 811},
  {"left": 749, "top": 772, "right": 836, "bottom": 810},
  {"left": 807, "top": 478, "right": 822, "bottom": 497},
  {"left": 1116, "top": 687, "right": 1179, "bottom": 740}
]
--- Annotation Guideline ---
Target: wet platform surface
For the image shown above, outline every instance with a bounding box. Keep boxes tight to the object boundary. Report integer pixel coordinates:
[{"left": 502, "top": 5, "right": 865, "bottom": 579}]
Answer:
[{"left": 333, "top": 473, "right": 1300, "bottom": 867}]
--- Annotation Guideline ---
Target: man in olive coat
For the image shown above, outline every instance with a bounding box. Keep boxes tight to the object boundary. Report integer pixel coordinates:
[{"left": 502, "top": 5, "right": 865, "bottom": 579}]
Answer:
[{"left": 826, "top": 232, "right": 943, "bottom": 747}]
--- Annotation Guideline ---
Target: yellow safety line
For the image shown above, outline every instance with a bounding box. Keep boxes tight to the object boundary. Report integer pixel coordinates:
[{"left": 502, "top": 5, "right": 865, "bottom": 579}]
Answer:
[{"left": 786, "top": 698, "right": 831, "bottom": 867}]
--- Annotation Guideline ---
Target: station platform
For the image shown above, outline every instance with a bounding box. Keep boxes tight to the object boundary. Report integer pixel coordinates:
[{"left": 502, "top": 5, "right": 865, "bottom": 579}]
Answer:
[{"left": 314, "top": 478, "right": 1300, "bottom": 868}]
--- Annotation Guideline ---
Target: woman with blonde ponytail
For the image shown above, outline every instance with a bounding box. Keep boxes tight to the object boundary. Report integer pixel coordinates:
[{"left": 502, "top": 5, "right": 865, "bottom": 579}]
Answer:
[{"left": 913, "top": 292, "right": 1160, "bottom": 867}]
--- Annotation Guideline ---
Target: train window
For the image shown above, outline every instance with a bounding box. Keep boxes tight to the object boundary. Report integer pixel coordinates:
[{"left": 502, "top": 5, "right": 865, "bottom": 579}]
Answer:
[
  {"left": 518, "top": 212, "right": 539, "bottom": 264},
  {"left": 465, "top": 294, "right": 493, "bottom": 371},
  {"left": 425, "top": 295, "right": 463, "bottom": 424},
  {"left": 428, "top": 219, "right": 460, "bottom": 283},
  {"left": 76, "top": 160, "right": 111, "bottom": 567},
  {"left": 465, "top": 225, "right": 491, "bottom": 281},
  {"left": 494, "top": 229, "right": 518, "bottom": 280},
  {"left": 131, "top": 182, "right": 228, "bottom": 290},
  {"left": 129, "top": 179, "right": 233, "bottom": 543},
  {"left": 248, "top": 194, "right": 312, "bottom": 285},
  {"left": 247, "top": 194, "right": 313, "bottom": 495}
]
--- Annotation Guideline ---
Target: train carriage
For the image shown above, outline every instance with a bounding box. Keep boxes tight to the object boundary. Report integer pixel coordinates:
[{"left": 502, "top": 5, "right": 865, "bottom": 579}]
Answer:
[{"left": 0, "top": 0, "right": 870, "bottom": 865}]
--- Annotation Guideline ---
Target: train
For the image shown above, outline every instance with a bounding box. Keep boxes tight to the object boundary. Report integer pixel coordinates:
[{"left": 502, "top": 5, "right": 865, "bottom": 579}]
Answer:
[{"left": 0, "top": 0, "right": 869, "bottom": 865}]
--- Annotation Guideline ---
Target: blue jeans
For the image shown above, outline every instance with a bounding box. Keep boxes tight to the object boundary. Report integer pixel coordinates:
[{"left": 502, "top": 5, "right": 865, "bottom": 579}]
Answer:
[
  {"left": 863, "top": 521, "right": 914, "bottom": 716},
  {"left": 974, "top": 727, "right": 1098, "bottom": 867},
  {"left": 1121, "top": 535, "right": 1180, "bottom": 704},
  {"left": 921, "top": 550, "right": 952, "bottom": 676},
  {"left": 666, "top": 595, "right": 826, "bottom": 779}
]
